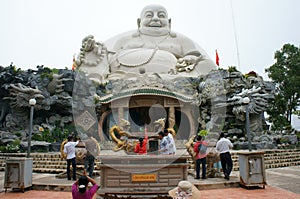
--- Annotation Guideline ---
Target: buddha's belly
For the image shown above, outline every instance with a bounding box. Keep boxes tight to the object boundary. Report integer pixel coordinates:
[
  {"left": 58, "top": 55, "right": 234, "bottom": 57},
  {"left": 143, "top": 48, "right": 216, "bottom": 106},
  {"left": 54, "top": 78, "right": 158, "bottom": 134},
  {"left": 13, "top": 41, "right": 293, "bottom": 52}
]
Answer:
[{"left": 112, "top": 48, "right": 177, "bottom": 74}]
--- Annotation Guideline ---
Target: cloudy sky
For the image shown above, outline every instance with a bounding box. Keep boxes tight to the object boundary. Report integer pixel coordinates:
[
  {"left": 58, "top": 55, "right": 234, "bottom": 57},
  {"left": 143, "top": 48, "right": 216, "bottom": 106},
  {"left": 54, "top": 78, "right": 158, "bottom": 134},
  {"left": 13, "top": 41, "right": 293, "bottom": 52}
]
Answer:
[{"left": 0, "top": 0, "right": 299, "bottom": 80}]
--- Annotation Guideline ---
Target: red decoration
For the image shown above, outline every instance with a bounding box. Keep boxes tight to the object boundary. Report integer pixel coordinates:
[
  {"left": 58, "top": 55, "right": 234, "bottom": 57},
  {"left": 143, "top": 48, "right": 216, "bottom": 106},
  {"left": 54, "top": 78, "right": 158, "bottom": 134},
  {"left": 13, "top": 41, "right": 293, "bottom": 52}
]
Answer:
[
  {"left": 216, "top": 50, "right": 220, "bottom": 66},
  {"left": 72, "top": 55, "right": 76, "bottom": 71}
]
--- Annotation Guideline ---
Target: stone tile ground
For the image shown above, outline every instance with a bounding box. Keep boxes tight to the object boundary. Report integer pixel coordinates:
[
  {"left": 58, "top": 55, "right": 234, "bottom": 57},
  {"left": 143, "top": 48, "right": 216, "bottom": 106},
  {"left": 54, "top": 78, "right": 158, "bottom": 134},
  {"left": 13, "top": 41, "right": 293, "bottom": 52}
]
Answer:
[{"left": 0, "top": 166, "right": 299, "bottom": 198}]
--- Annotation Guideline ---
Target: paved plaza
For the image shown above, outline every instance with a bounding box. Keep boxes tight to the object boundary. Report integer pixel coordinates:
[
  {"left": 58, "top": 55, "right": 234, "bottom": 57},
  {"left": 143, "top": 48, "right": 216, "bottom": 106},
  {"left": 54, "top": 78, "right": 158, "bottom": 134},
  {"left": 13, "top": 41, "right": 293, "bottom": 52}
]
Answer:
[{"left": 0, "top": 166, "right": 299, "bottom": 198}]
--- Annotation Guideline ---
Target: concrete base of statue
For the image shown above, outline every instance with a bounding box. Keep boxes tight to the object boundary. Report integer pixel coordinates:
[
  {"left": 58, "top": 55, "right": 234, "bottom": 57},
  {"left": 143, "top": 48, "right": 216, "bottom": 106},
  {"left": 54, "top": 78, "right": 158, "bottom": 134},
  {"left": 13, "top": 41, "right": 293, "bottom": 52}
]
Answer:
[{"left": 99, "top": 155, "right": 189, "bottom": 196}]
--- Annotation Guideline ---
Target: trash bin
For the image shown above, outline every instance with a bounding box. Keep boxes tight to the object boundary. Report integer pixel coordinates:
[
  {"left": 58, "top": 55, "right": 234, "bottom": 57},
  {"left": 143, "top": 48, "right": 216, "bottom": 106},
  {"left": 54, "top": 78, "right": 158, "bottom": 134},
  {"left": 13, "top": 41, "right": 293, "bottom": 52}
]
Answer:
[
  {"left": 238, "top": 151, "right": 266, "bottom": 189},
  {"left": 4, "top": 157, "right": 33, "bottom": 192}
]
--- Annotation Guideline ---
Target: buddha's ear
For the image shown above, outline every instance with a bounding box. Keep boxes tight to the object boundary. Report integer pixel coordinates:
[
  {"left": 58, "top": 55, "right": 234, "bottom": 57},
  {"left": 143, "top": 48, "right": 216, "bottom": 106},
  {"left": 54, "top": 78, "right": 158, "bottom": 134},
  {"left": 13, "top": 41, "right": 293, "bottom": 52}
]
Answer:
[
  {"left": 137, "top": 18, "right": 141, "bottom": 28},
  {"left": 169, "top": 18, "right": 171, "bottom": 29}
]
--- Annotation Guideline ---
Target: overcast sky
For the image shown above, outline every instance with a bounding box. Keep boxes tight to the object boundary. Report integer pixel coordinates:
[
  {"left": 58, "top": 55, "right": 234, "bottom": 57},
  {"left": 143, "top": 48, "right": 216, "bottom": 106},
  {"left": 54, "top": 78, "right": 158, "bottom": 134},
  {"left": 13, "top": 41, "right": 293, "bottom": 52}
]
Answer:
[{"left": 1, "top": 0, "right": 300, "bottom": 80}]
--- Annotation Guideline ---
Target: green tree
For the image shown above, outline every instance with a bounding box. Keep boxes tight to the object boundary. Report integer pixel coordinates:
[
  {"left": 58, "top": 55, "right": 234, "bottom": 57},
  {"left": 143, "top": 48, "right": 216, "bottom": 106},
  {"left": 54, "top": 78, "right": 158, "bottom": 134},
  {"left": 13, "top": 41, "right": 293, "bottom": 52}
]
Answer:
[{"left": 265, "top": 44, "right": 300, "bottom": 130}]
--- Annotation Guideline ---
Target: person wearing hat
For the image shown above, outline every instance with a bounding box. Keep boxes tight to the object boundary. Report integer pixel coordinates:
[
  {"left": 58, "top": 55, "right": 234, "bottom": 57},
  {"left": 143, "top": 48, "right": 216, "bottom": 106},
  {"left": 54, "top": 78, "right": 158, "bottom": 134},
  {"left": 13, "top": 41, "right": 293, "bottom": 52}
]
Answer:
[
  {"left": 72, "top": 169, "right": 100, "bottom": 199},
  {"left": 169, "top": 180, "right": 200, "bottom": 199}
]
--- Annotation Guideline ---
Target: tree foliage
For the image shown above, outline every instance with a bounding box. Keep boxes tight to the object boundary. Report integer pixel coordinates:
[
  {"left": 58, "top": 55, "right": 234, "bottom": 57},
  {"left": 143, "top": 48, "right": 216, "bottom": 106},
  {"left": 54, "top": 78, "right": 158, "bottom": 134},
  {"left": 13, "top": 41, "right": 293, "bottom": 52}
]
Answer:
[{"left": 265, "top": 43, "right": 300, "bottom": 130}]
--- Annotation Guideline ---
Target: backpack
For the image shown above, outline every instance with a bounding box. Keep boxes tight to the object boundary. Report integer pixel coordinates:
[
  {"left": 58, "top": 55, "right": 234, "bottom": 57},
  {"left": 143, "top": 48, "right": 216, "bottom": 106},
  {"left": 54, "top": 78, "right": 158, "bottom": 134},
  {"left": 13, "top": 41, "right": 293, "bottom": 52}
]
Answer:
[{"left": 197, "top": 142, "right": 207, "bottom": 154}]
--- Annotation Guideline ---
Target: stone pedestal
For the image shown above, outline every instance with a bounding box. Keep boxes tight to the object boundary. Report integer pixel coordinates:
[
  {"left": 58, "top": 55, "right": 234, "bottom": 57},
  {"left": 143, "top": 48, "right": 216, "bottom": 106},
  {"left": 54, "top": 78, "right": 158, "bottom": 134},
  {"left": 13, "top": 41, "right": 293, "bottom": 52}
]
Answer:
[{"left": 99, "top": 155, "right": 189, "bottom": 196}]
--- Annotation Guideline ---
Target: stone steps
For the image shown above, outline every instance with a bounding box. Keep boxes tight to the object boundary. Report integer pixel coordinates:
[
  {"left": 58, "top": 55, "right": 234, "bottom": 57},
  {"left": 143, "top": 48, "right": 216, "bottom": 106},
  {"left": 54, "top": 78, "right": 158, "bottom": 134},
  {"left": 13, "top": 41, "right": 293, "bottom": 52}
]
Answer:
[
  {"left": 231, "top": 149, "right": 300, "bottom": 170},
  {"left": 187, "top": 149, "right": 300, "bottom": 172},
  {"left": 33, "top": 164, "right": 67, "bottom": 169},
  {"left": 0, "top": 152, "right": 101, "bottom": 175},
  {"left": 265, "top": 161, "right": 300, "bottom": 169},
  {"left": 33, "top": 168, "right": 66, "bottom": 173},
  {"left": 265, "top": 157, "right": 300, "bottom": 164},
  {"left": 33, "top": 160, "right": 66, "bottom": 165},
  {"left": 33, "top": 158, "right": 62, "bottom": 161}
]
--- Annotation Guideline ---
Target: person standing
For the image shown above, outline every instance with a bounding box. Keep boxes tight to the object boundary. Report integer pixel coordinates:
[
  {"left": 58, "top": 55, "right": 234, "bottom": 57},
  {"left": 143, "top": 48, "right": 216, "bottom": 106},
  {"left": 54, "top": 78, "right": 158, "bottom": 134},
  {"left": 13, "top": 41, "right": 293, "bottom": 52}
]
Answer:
[
  {"left": 84, "top": 151, "right": 95, "bottom": 178},
  {"left": 158, "top": 131, "right": 170, "bottom": 155},
  {"left": 216, "top": 132, "right": 233, "bottom": 180},
  {"left": 84, "top": 137, "right": 98, "bottom": 178},
  {"left": 164, "top": 129, "right": 176, "bottom": 155},
  {"left": 193, "top": 135, "right": 207, "bottom": 179},
  {"left": 72, "top": 169, "right": 99, "bottom": 199},
  {"left": 64, "top": 135, "right": 79, "bottom": 180}
]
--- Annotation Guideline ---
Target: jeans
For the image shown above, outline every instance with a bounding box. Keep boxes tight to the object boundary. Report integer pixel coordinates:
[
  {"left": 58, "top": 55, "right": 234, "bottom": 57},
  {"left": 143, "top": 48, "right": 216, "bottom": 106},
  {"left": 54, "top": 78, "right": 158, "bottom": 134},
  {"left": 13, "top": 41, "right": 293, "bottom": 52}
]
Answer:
[
  {"left": 196, "top": 157, "right": 206, "bottom": 178},
  {"left": 84, "top": 155, "right": 95, "bottom": 177},
  {"left": 67, "top": 157, "right": 76, "bottom": 180},
  {"left": 220, "top": 152, "right": 233, "bottom": 178},
  {"left": 214, "top": 161, "right": 222, "bottom": 173}
]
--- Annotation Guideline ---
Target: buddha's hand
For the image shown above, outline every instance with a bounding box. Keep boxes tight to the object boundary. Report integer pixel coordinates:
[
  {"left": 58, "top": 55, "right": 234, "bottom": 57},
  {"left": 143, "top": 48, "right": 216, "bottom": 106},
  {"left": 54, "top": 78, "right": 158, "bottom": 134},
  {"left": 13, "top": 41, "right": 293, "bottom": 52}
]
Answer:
[
  {"left": 76, "top": 35, "right": 108, "bottom": 67},
  {"left": 176, "top": 55, "right": 199, "bottom": 72},
  {"left": 82, "top": 35, "right": 96, "bottom": 52}
]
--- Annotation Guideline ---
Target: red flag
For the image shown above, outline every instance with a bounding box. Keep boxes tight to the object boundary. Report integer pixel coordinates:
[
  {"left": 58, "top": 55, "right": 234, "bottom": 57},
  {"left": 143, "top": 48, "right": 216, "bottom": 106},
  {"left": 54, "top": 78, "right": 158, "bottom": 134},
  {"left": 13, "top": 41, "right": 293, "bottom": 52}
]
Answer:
[{"left": 215, "top": 50, "right": 220, "bottom": 66}]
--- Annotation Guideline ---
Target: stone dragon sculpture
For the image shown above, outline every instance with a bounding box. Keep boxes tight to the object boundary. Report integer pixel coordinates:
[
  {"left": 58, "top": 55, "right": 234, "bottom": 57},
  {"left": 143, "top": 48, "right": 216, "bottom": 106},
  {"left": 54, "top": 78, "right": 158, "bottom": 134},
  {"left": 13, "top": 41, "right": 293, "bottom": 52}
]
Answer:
[
  {"left": 2, "top": 83, "right": 49, "bottom": 130},
  {"left": 153, "top": 118, "right": 176, "bottom": 137},
  {"left": 109, "top": 119, "right": 135, "bottom": 152},
  {"left": 4, "top": 83, "right": 48, "bottom": 110}
]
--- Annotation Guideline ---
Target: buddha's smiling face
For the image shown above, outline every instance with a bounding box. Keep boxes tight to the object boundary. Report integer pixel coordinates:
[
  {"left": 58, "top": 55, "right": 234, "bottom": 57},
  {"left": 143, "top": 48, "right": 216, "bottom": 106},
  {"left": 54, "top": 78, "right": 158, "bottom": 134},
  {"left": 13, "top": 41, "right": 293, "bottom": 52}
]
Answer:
[{"left": 139, "top": 4, "right": 170, "bottom": 35}]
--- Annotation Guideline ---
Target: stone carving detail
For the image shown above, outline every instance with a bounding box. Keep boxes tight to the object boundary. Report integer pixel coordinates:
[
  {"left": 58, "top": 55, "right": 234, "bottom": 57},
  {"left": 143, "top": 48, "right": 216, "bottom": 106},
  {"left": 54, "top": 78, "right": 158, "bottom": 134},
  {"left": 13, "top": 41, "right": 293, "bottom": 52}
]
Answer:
[
  {"left": 0, "top": 65, "right": 74, "bottom": 139},
  {"left": 154, "top": 118, "right": 176, "bottom": 137},
  {"left": 5, "top": 83, "right": 47, "bottom": 110},
  {"left": 197, "top": 69, "right": 275, "bottom": 147},
  {"left": 75, "top": 111, "right": 97, "bottom": 131},
  {"left": 0, "top": 5, "right": 282, "bottom": 152},
  {"left": 47, "top": 73, "right": 73, "bottom": 97},
  {"left": 109, "top": 119, "right": 134, "bottom": 152}
]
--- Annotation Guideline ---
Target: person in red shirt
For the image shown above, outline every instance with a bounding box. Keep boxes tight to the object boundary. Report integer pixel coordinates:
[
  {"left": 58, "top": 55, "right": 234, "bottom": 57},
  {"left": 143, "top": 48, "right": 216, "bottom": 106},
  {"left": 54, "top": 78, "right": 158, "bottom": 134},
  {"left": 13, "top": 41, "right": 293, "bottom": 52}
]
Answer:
[
  {"left": 134, "top": 135, "right": 148, "bottom": 155},
  {"left": 193, "top": 135, "right": 208, "bottom": 179}
]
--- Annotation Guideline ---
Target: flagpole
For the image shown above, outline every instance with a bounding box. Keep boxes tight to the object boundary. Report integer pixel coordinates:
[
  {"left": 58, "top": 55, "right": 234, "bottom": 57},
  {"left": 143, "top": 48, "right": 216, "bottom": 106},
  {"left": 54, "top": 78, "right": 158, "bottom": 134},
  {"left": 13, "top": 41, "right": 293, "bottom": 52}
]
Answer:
[{"left": 230, "top": 0, "right": 241, "bottom": 71}]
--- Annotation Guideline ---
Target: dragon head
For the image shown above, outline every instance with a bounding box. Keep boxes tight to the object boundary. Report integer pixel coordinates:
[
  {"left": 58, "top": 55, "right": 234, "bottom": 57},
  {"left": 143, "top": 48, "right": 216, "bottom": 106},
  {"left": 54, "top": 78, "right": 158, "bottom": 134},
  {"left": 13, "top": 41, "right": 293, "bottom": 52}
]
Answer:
[
  {"left": 154, "top": 118, "right": 166, "bottom": 132},
  {"left": 120, "top": 119, "right": 130, "bottom": 130}
]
